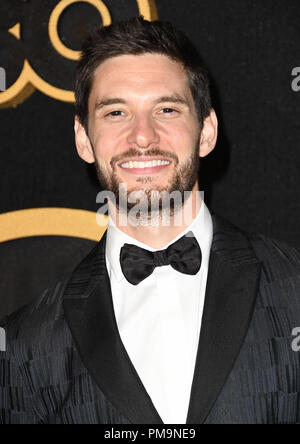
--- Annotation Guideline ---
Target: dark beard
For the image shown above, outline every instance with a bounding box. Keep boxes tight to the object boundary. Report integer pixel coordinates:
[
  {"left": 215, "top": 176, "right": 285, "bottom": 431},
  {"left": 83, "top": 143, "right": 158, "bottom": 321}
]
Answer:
[{"left": 94, "top": 139, "right": 200, "bottom": 219}]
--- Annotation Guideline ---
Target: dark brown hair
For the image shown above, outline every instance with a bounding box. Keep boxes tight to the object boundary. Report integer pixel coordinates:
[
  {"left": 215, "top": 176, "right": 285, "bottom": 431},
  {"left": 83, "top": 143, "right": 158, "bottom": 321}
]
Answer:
[{"left": 74, "top": 16, "right": 212, "bottom": 132}]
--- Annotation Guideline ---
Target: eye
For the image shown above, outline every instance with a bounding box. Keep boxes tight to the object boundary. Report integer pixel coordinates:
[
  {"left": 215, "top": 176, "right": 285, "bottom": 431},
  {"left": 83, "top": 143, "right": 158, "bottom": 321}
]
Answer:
[
  {"left": 106, "top": 110, "right": 125, "bottom": 118},
  {"left": 157, "top": 107, "right": 180, "bottom": 117},
  {"left": 160, "top": 108, "right": 177, "bottom": 114}
]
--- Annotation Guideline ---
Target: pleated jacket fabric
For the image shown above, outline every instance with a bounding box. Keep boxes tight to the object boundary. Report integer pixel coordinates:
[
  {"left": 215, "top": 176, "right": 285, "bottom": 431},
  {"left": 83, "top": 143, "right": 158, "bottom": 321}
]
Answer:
[{"left": 1, "top": 212, "right": 300, "bottom": 424}]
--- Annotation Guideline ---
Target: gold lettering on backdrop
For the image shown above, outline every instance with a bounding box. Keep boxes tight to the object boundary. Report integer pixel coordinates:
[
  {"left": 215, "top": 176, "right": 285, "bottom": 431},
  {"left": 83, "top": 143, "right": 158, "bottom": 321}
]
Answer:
[
  {"left": 49, "top": 0, "right": 112, "bottom": 61},
  {"left": 0, "top": 208, "right": 107, "bottom": 243},
  {"left": 0, "top": 0, "right": 158, "bottom": 108},
  {"left": 8, "top": 23, "right": 21, "bottom": 40}
]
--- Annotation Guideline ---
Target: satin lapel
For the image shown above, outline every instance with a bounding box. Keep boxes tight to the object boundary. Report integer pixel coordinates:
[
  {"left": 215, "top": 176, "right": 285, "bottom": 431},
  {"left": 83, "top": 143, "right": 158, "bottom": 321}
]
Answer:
[
  {"left": 186, "top": 213, "right": 262, "bottom": 424},
  {"left": 63, "top": 231, "right": 163, "bottom": 424}
]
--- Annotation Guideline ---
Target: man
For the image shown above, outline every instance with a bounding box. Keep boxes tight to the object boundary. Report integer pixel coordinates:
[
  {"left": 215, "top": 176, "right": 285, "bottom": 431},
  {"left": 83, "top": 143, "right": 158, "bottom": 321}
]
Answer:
[{"left": 1, "top": 17, "right": 300, "bottom": 424}]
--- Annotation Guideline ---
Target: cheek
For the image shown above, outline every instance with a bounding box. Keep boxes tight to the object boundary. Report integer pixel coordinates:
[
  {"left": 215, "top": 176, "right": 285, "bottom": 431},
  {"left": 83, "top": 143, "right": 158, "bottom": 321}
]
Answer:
[
  {"left": 162, "top": 122, "right": 198, "bottom": 152},
  {"left": 92, "top": 132, "right": 115, "bottom": 165},
  {"left": 93, "top": 124, "right": 125, "bottom": 154},
  {"left": 161, "top": 117, "right": 198, "bottom": 139}
]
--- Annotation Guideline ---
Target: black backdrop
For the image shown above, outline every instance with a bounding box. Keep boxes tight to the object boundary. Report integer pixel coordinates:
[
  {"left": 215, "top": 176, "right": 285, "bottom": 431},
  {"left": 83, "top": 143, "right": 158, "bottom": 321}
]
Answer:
[{"left": 0, "top": 0, "right": 300, "bottom": 318}]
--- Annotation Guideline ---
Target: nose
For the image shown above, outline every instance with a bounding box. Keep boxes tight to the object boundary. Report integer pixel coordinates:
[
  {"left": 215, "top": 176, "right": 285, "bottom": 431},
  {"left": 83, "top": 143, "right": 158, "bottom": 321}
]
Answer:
[{"left": 127, "top": 114, "right": 160, "bottom": 148}]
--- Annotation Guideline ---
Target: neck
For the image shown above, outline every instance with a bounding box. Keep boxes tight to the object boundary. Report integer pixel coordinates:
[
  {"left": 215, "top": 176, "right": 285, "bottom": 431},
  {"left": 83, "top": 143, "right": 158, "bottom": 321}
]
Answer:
[{"left": 108, "top": 183, "right": 202, "bottom": 249}]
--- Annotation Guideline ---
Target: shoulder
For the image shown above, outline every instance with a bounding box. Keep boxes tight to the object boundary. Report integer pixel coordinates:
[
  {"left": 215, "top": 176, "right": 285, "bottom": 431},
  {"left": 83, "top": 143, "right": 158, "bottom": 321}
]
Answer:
[
  {"left": 0, "top": 236, "right": 104, "bottom": 353},
  {"left": 0, "top": 277, "right": 69, "bottom": 355},
  {"left": 247, "top": 231, "right": 300, "bottom": 283},
  {"left": 211, "top": 210, "right": 300, "bottom": 280},
  {"left": 211, "top": 210, "right": 300, "bottom": 294},
  {"left": 213, "top": 211, "right": 300, "bottom": 319},
  {"left": 245, "top": 231, "right": 300, "bottom": 319}
]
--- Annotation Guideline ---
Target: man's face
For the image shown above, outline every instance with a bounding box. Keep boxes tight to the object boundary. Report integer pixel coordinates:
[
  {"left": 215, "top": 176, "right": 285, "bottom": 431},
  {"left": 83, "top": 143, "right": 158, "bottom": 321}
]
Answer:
[{"left": 76, "top": 53, "right": 208, "bottom": 214}]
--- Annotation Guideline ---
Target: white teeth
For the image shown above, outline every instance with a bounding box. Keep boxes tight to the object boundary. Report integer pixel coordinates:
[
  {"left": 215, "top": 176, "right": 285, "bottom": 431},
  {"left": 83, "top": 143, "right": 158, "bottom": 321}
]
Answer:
[{"left": 120, "top": 160, "right": 171, "bottom": 169}]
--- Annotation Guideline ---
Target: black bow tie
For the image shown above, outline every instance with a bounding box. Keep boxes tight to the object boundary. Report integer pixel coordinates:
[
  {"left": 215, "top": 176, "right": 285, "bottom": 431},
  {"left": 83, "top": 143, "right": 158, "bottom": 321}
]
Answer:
[{"left": 120, "top": 231, "right": 202, "bottom": 285}]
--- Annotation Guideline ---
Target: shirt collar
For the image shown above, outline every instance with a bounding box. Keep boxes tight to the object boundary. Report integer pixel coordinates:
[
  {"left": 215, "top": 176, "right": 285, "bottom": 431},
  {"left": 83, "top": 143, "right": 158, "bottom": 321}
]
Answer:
[{"left": 105, "top": 200, "right": 213, "bottom": 283}]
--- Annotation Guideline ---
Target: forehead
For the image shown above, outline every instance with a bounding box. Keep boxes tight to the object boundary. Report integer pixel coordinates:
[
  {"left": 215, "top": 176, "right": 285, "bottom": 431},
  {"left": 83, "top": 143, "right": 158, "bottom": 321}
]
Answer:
[{"left": 89, "top": 53, "right": 191, "bottom": 103}]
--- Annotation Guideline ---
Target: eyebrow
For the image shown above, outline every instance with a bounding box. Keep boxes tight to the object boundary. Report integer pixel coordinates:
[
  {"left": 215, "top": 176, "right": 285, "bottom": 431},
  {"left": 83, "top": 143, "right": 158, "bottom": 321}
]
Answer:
[
  {"left": 154, "top": 94, "right": 189, "bottom": 107},
  {"left": 94, "top": 94, "right": 190, "bottom": 111},
  {"left": 95, "top": 98, "right": 126, "bottom": 110}
]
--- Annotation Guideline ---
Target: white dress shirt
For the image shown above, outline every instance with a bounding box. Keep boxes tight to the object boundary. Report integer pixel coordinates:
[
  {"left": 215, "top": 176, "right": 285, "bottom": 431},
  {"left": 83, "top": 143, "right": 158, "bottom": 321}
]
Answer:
[{"left": 105, "top": 201, "right": 213, "bottom": 424}]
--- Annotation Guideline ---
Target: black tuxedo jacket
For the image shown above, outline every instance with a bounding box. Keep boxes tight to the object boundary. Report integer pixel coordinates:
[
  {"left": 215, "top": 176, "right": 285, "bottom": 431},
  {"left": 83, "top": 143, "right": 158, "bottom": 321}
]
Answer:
[{"left": 1, "top": 212, "right": 300, "bottom": 424}]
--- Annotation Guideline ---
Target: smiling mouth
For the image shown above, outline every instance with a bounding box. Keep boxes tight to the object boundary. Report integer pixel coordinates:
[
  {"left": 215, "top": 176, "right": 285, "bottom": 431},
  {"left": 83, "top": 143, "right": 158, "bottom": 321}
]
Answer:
[
  {"left": 118, "top": 158, "right": 172, "bottom": 175},
  {"left": 119, "top": 159, "right": 171, "bottom": 169}
]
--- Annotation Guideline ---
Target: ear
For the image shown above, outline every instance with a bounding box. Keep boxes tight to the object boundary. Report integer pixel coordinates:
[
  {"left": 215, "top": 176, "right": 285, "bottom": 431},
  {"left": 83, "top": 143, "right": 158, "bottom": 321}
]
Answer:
[
  {"left": 74, "top": 116, "right": 95, "bottom": 164},
  {"left": 199, "top": 109, "right": 218, "bottom": 158}
]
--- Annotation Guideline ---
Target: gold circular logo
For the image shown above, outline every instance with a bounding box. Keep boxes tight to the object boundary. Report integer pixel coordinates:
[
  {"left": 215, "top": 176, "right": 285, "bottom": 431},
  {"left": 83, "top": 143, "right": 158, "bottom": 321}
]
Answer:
[
  {"left": 0, "top": 208, "right": 107, "bottom": 243},
  {"left": 0, "top": 0, "right": 158, "bottom": 108},
  {"left": 49, "top": 0, "right": 112, "bottom": 61}
]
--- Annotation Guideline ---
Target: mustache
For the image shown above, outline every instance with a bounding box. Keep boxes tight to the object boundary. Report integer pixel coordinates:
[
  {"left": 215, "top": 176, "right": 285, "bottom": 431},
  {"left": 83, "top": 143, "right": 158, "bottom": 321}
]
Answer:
[{"left": 110, "top": 147, "right": 178, "bottom": 168}]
